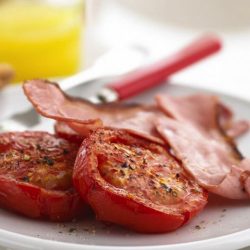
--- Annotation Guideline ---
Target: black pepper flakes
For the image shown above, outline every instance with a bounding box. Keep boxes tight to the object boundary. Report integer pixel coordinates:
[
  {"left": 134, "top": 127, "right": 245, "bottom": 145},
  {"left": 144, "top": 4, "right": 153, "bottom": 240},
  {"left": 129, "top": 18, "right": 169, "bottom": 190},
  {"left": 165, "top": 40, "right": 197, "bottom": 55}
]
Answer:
[
  {"left": 161, "top": 183, "right": 172, "bottom": 193},
  {"left": 43, "top": 156, "right": 54, "bottom": 166},
  {"left": 121, "top": 162, "right": 129, "bottom": 168},
  {"left": 120, "top": 169, "right": 125, "bottom": 176},
  {"left": 63, "top": 149, "right": 69, "bottom": 155},
  {"left": 69, "top": 228, "right": 77, "bottom": 233},
  {"left": 22, "top": 176, "right": 30, "bottom": 182},
  {"left": 129, "top": 165, "right": 135, "bottom": 170},
  {"left": 149, "top": 179, "right": 156, "bottom": 189},
  {"left": 195, "top": 225, "right": 201, "bottom": 230}
]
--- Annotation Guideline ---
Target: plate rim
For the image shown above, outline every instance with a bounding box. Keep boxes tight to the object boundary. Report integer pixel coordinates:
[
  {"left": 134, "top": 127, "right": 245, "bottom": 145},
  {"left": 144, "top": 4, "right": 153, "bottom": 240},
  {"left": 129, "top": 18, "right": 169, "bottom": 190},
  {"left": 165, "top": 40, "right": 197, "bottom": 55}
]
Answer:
[{"left": 0, "top": 225, "right": 249, "bottom": 250}]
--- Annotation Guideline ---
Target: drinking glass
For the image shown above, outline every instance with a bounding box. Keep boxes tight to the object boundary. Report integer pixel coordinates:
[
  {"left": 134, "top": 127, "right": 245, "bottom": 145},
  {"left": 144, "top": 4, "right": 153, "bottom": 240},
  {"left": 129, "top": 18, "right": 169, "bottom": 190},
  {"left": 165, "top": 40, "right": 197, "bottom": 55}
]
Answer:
[{"left": 0, "top": 0, "right": 85, "bottom": 82}]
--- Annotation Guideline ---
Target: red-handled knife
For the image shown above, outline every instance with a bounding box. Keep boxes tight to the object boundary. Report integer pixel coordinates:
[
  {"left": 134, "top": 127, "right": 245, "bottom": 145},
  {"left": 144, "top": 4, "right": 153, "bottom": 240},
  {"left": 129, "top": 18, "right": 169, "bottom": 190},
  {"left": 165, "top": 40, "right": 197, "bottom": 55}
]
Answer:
[{"left": 90, "top": 35, "right": 221, "bottom": 103}]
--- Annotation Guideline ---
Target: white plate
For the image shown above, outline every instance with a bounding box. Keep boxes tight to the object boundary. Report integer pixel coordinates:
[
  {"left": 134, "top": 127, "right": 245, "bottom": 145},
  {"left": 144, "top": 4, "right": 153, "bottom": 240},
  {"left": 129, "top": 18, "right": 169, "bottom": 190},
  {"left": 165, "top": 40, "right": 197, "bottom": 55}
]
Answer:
[{"left": 0, "top": 82, "right": 249, "bottom": 250}]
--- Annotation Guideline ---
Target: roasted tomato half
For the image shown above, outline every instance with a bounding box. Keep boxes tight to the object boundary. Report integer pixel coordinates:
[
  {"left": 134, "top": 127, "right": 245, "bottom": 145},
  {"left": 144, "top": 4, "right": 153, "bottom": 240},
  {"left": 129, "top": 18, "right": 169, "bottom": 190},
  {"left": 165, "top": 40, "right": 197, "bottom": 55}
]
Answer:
[
  {"left": 0, "top": 131, "right": 84, "bottom": 221},
  {"left": 73, "top": 128, "right": 208, "bottom": 233}
]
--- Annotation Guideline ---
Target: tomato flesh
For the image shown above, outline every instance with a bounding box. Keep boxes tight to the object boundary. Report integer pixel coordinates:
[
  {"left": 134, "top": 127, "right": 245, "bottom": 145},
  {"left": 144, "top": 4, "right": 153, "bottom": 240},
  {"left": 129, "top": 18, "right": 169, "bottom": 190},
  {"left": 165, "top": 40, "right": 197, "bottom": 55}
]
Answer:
[
  {"left": 74, "top": 128, "right": 208, "bottom": 233},
  {"left": 0, "top": 131, "right": 84, "bottom": 221}
]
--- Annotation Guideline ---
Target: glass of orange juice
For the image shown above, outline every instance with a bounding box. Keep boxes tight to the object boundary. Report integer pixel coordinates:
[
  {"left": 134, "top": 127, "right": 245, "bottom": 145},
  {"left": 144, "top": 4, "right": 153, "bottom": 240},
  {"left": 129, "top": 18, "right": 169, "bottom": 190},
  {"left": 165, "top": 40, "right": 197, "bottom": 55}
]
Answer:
[{"left": 0, "top": 0, "right": 84, "bottom": 82}]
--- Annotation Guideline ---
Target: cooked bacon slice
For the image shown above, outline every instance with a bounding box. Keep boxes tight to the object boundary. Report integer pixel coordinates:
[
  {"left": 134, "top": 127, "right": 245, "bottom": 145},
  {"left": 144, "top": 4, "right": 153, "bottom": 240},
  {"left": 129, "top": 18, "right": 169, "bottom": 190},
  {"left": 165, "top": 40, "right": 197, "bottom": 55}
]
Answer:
[
  {"left": 226, "top": 120, "right": 250, "bottom": 139},
  {"left": 23, "top": 79, "right": 163, "bottom": 144},
  {"left": 54, "top": 122, "right": 84, "bottom": 144},
  {"left": 218, "top": 102, "right": 249, "bottom": 138},
  {"left": 155, "top": 94, "right": 250, "bottom": 199}
]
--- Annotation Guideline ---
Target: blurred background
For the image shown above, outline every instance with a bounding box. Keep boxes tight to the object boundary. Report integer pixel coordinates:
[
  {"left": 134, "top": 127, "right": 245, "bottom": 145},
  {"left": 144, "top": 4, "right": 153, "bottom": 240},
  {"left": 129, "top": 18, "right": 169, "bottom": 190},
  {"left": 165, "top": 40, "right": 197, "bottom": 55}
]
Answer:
[
  {"left": 1, "top": 0, "right": 250, "bottom": 99},
  {"left": 85, "top": 0, "right": 250, "bottom": 100}
]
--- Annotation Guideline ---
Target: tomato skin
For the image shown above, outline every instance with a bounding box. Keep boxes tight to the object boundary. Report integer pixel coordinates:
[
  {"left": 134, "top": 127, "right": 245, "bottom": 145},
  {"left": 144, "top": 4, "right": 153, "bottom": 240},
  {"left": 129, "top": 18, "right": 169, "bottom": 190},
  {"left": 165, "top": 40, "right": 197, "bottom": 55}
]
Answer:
[
  {"left": 0, "top": 176, "right": 82, "bottom": 221},
  {"left": 74, "top": 128, "right": 208, "bottom": 233},
  {"left": 81, "top": 183, "right": 185, "bottom": 233},
  {"left": 0, "top": 131, "right": 85, "bottom": 221}
]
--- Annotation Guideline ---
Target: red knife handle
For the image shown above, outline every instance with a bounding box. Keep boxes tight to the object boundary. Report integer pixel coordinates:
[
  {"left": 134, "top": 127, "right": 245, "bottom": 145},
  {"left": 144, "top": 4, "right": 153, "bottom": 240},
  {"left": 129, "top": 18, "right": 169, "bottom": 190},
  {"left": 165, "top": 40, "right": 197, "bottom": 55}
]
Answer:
[{"left": 106, "top": 35, "right": 222, "bottom": 100}]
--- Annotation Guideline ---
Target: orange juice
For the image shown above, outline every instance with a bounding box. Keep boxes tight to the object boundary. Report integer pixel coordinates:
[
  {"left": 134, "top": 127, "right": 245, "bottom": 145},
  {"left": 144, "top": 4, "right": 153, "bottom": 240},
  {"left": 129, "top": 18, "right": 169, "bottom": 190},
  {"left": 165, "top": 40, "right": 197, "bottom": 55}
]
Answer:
[{"left": 0, "top": 0, "right": 84, "bottom": 82}]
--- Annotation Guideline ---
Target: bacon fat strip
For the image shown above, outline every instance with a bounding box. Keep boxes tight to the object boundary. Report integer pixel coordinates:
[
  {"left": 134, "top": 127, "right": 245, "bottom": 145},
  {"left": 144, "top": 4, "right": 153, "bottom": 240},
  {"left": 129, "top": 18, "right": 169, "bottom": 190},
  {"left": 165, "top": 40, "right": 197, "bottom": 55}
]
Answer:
[{"left": 155, "top": 94, "right": 250, "bottom": 199}]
